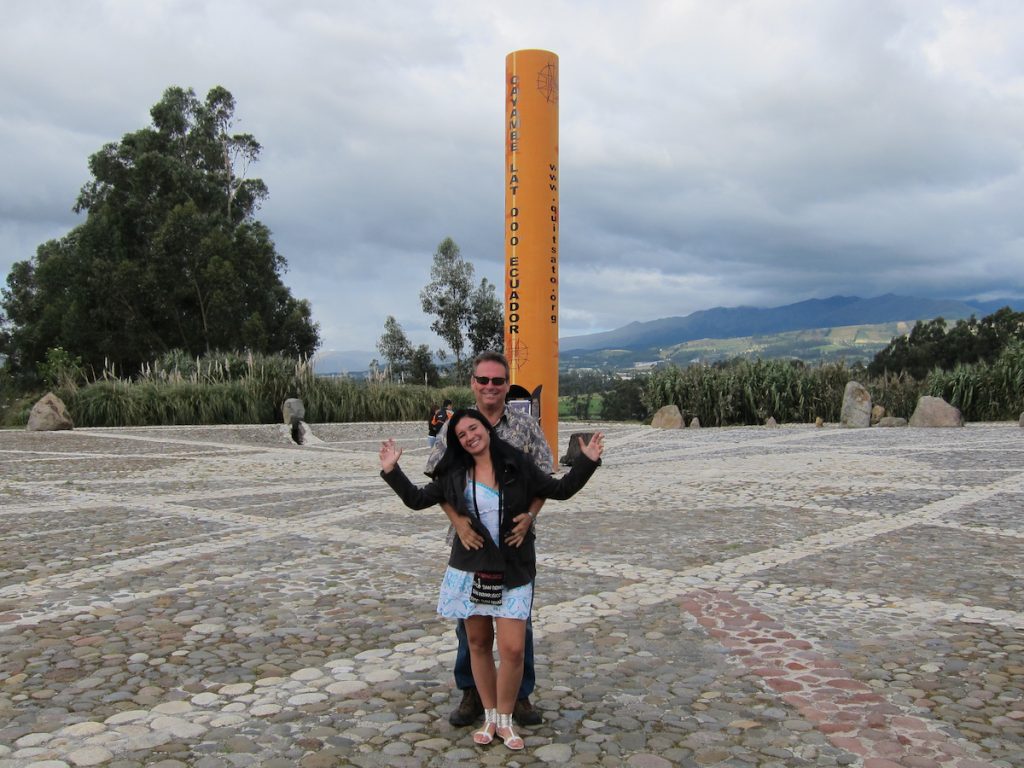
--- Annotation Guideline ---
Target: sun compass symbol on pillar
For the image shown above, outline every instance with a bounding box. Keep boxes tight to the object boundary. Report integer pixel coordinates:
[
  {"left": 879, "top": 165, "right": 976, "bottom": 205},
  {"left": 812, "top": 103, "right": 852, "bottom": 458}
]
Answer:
[
  {"left": 536, "top": 62, "right": 558, "bottom": 104},
  {"left": 507, "top": 338, "right": 529, "bottom": 371}
]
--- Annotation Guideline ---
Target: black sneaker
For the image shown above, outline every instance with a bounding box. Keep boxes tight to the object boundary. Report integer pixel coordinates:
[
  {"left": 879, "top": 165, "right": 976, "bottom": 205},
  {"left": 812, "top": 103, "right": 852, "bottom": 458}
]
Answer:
[
  {"left": 513, "top": 696, "right": 543, "bottom": 726},
  {"left": 448, "top": 687, "right": 484, "bottom": 726}
]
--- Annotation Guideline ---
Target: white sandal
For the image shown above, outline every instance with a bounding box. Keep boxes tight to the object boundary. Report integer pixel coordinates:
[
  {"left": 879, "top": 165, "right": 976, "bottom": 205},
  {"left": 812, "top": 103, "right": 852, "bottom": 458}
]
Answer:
[
  {"left": 473, "top": 708, "right": 497, "bottom": 745},
  {"left": 496, "top": 712, "right": 525, "bottom": 750}
]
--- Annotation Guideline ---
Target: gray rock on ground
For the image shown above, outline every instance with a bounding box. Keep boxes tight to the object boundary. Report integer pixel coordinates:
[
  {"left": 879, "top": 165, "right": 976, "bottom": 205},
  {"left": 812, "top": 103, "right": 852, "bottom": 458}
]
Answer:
[
  {"left": 909, "top": 395, "right": 964, "bottom": 427},
  {"left": 651, "top": 405, "right": 683, "bottom": 429},
  {"left": 689, "top": 416, "right": 701, "bottom": 428},
  {"left": 765, "top": 416, "right": 779, "bottom": 427},
  {"left": 280, "top": 399, "right": 320, "bottom": 444},
  {"left": 26, "top": 392, "right": 74, "bottom": 431},
  {"left": 840, "top": 381, "right": 871, "bottom": 428},
  {"left": 870, "top": 404, "right": 886, "bottom": 425},
  {"left": 875, "top": 416, "right": 908, "bottom": 427},
  {"left": 281, "top": 398, "right": 305, "bottom": 425}
]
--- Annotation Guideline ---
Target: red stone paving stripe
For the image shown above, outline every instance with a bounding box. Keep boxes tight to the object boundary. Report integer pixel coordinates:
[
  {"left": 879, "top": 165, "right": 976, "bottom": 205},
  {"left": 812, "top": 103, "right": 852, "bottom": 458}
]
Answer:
[{"left": 679, "top": 589, "right": 997, "bottom": 768}]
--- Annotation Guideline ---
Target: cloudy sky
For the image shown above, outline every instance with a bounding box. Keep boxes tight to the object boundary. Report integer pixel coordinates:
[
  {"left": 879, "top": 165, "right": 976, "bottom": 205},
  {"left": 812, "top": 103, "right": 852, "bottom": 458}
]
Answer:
[{"left": 2, "top": 0, "right": 1023, "bottom": 358}]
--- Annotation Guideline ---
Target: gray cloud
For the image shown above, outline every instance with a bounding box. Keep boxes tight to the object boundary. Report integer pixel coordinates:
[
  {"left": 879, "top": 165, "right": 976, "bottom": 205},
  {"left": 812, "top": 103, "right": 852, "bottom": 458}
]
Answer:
[{"left": 2, "top": 0, "right": 1022, "bottom": 354}]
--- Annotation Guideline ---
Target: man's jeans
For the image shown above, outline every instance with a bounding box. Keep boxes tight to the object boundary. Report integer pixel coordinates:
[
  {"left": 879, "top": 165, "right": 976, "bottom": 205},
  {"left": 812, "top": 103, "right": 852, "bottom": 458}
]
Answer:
[{"left": 454, "top": 617, "right": 535, "bottom": 699}]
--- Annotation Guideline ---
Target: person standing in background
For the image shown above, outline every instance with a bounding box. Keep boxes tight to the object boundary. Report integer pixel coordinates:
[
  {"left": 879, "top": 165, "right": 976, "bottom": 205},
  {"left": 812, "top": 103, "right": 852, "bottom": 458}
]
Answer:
[{"left": 428, "top": 399, "right": 453, "bottom": 447}]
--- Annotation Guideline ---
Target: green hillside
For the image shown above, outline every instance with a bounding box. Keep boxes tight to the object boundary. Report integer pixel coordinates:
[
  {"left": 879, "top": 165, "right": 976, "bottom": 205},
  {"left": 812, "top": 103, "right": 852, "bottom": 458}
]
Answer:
[{"left": 561, "top": 321, "right": 912, "bottom": 370}]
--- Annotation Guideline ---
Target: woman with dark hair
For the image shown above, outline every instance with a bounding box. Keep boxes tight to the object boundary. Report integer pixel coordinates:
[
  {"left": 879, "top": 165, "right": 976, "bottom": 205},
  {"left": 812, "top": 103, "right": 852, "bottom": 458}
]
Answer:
[{"left": 379, "top": 409, "right": 603, "bottom": 750}]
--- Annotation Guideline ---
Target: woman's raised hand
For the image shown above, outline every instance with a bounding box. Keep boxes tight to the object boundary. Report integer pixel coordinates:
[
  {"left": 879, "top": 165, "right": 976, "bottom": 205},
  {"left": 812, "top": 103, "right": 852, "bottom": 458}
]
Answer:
[
  {"left": 379, "top": 438, "right": 403, "bottom": 473},
  {"left": 579, "top": 432, "right": 605, "bottom": 462}
]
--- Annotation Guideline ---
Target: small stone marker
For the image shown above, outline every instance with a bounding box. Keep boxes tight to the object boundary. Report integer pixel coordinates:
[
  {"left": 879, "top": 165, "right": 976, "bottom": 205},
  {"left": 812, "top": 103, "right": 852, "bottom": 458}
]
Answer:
[
  {"left": 279, "top": 398, "right": 321, "bottom": 444},
  {"left": 689, "top": 416, "right": 701, "bottom": 428},
  {"left": 765, "top": 416, "right": 779, "bottom": 428}
]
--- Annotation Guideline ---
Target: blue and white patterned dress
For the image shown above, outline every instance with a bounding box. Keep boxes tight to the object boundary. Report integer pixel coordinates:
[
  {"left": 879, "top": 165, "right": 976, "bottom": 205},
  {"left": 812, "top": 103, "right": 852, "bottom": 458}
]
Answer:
[{"left": 436, "top": 478, "right": 533, "bottom": 620}]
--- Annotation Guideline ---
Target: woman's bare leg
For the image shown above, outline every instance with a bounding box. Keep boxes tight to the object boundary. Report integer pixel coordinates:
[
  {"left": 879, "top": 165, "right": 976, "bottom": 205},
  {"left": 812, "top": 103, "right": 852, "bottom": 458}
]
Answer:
[
  {"left": 494, "top": 618, "right": 526, "bottom": 714},
  {"left": 464, "top": 616, "right": 497, "bottom": 709}
]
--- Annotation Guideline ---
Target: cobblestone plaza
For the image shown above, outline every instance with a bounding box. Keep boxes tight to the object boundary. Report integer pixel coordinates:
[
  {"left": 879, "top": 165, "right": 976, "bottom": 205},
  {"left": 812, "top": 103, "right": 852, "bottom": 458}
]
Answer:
[{"left": 1, "top": 422, "right": 1022, "bottom": 767}]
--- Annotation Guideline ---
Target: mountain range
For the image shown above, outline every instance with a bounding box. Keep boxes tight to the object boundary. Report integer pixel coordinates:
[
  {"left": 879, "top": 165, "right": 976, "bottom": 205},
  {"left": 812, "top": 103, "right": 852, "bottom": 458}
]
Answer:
[
  {"left": 560, "top": 294, "right": 1021, "bottom": 353},
  {"left": 314, "top": 294, "right": 1023, "bottom": 373}
]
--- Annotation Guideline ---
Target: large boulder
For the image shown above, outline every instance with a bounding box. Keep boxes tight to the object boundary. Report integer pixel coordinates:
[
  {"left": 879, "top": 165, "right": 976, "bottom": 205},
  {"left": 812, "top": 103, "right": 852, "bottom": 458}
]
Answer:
[
  {"left": 840, "top": 381, "right": 872, "bottom": 428},
  {"left": 909, "top": 396, "right": 963, "bottom": 427},
  {"left": 651, "top": 405, "right": 683, "bottom": 429},
  {"left": 27, "top": 392, "right": 74, "bottom": 431}
]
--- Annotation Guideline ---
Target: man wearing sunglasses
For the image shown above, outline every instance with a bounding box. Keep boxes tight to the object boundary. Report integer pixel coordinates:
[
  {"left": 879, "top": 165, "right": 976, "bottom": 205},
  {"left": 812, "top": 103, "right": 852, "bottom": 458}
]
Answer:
[{"left": 425, "top": 350, "right": 554, "bottom": 729}]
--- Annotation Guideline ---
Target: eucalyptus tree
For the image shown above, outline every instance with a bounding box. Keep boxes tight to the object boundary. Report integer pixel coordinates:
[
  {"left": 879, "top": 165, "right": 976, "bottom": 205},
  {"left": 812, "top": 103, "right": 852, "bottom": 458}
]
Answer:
[
  {"left": 409, "top": 344, "right": 440, "bottom": 386},
  {"left": 419, "top": 237, "right": 504, "bottom": 377},
  {"left": 1, "top": 85, "right": 319, "bottom": 379},
  {"left": 467, "top": 277, "right": 504, "bottom": 357},
  {"left": 419, "top": 237, "right": 474, "bottom": 372},
  {"left": 376, "top": 315, "right": 414, "bottom": 379}
]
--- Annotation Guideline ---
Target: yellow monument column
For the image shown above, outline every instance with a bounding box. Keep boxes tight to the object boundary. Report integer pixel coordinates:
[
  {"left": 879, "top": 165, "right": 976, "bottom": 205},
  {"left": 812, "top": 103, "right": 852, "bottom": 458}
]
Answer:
[{"left": 504, "top": 49, "right": 559, "bottom": 454}]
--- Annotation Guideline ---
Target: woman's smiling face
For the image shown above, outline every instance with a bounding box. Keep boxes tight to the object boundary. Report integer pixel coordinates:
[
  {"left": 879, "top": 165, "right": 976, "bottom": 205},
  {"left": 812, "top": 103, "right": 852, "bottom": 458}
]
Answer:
[{"left": 454, "top": 415, "right": 490, "bottom": 457}]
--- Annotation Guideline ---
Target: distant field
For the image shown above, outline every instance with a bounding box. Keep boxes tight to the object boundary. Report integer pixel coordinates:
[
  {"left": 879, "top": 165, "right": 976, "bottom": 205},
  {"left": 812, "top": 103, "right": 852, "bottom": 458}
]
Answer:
[
  {"left": 562, "top": 321, "right": 910, "bottom": 370},
  {"left": 661, "top": 321, "right": 911, "bottom": 364}
]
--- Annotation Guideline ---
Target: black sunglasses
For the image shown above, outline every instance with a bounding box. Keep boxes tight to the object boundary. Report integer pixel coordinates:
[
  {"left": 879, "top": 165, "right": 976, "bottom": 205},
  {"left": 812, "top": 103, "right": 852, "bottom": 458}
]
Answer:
[{"left": 473, "top": 375, "right": 507, "bottom": 386}]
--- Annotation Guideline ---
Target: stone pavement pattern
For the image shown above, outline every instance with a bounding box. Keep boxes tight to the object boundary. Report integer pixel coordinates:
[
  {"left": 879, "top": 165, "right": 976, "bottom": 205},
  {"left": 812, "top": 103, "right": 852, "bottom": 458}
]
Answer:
[{"left": 0, "top": 421, "right": 1022, "bottom": 768}]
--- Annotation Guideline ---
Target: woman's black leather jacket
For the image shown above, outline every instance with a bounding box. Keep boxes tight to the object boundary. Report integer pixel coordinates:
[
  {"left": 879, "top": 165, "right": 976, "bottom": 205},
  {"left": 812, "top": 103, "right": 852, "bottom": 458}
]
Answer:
[{"left": 381, "top": 450, "right": 599, "bottom": 588}]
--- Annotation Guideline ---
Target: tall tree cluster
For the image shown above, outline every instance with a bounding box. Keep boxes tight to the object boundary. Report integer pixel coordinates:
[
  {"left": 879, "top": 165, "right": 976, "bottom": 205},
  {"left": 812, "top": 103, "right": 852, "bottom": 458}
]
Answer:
[
  {"left": 376, "top": 315, "right": 439, "bottom": 385},
  {"left": 868, "top": 307, "right": 1024, "bottom": 379},
  {"left": 376, "top": 237, "right": 503, "bottom": 383},
  {"left": 419, "top": 237, "right": 503, "bottom": 372},
  {"left": 1, "top": 86, "right": 319, "bottom": 380}
]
